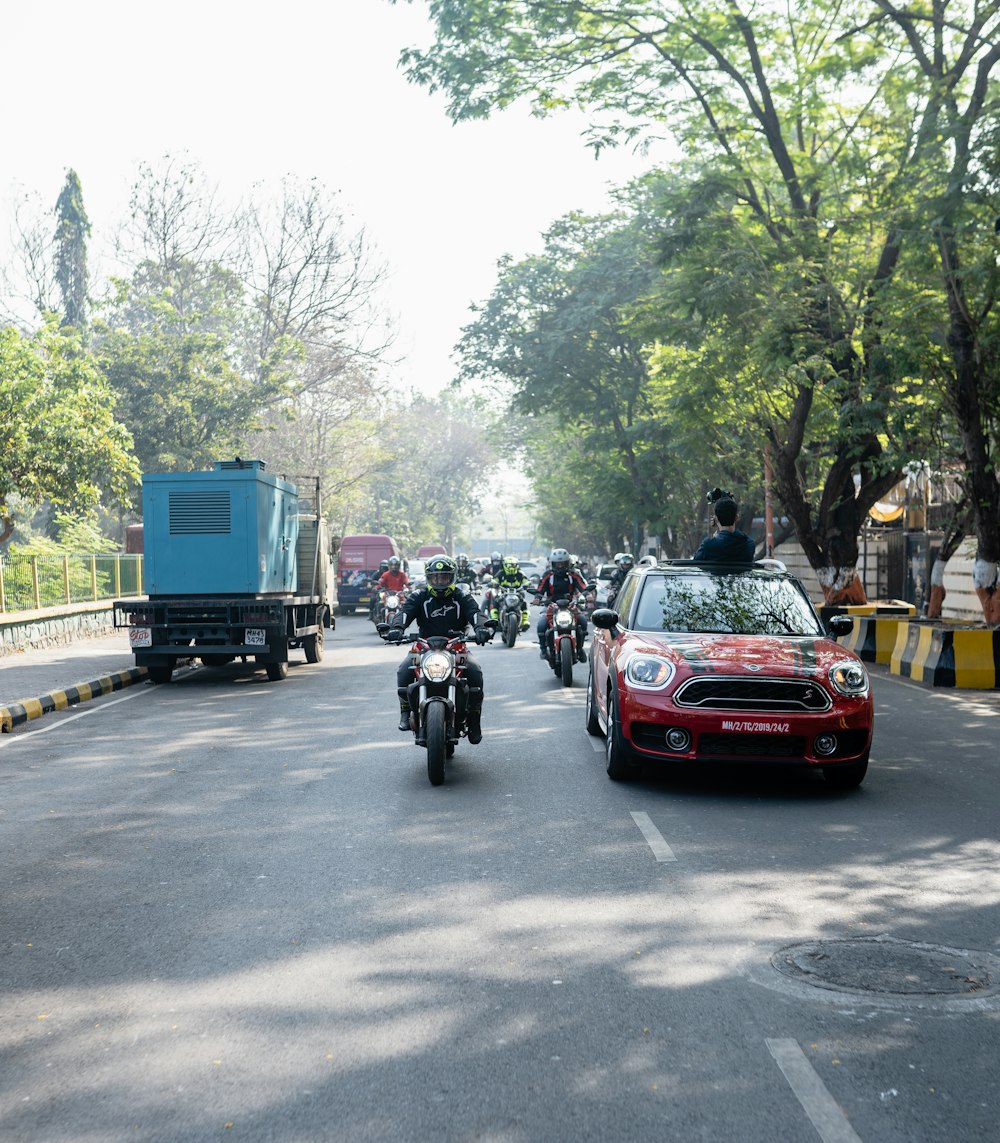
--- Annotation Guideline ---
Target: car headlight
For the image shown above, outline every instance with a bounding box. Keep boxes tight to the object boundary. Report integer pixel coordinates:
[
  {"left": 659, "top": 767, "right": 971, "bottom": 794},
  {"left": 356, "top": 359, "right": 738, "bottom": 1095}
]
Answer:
[
  {"left": 624, "top": 655, "right": 676, "bottom": 690},
  {"left": 829, "top": 660, "right": 870, "bottom": 697},
  {"left": 422, "top": 652, "right": 453, "bottom": 683},
  {"left": 554, "top": 608, "right": 574, "bottom": 630}
]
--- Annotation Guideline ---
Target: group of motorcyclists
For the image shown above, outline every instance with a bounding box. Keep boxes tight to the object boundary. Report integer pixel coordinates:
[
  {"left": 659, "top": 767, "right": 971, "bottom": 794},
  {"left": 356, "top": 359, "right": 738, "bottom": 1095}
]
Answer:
[
  {"left": 378, "top": 547, "right": 595, "bottom": 742},
  {"left": 373, "top": 487, "right": 755, "bottom": 750}
]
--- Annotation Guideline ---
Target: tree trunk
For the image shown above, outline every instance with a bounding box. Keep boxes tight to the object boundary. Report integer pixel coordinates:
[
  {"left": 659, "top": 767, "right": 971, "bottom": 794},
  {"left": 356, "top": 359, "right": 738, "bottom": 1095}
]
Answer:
[
  {"left": 768, "top": 410, "right": 902, "bottom": 605},
  {"left": 941, "top": 236, "right": 1000, "bottom": 626},
  {"left": 927, "top": 499, "right": 972, "bottom": 619}
]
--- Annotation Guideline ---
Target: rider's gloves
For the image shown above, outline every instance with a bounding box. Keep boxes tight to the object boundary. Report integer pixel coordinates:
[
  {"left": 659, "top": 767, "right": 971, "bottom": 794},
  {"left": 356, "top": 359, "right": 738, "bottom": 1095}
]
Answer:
[
  {"left": 474, "top": 626, "right": 490, "bottom": 645},
  {"left": 386, "top": 628, "right": 403, "bottom": 644}
]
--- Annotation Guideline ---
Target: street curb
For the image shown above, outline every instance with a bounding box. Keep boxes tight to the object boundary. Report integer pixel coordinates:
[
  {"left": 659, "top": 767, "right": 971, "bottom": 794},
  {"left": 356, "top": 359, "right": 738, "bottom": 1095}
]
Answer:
[{"left": 0, "top": 666, "right": 149, "bottom": 732}]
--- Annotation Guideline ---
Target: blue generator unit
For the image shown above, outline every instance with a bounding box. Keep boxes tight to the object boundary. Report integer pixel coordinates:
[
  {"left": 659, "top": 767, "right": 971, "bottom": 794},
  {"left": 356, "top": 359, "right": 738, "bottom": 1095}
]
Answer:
[{"left": 142, "top": 460, "right": 300, "bottom": 596}]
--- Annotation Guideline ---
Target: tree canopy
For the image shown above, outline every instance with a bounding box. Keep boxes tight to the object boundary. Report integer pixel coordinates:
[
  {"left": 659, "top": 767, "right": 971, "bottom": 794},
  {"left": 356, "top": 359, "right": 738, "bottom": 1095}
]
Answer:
[
  {"left": 404, "top": 0, "right": 1000, "bottom": 603},
  {"left": 0, "top": 323, "right": 138, "bottom": 544}
]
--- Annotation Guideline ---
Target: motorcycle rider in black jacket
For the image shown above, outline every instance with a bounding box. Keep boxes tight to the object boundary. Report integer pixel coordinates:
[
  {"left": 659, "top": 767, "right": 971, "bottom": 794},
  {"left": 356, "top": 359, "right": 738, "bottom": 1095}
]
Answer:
[{"left": 386, "top": 555, "right": 491, "bottom": 743}]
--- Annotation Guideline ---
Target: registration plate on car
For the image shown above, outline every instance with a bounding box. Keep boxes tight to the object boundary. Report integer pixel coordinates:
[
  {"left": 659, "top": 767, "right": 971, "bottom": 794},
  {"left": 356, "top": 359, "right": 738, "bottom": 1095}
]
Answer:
[
  {"left": 246, "top": 628, "right": 266, "bottom": 646},
  {"left": 719, "top": 719, "right": 791, "bottom": 734},
  {"left": 129, "top": 627, "right": 152, "bottom": 648}
]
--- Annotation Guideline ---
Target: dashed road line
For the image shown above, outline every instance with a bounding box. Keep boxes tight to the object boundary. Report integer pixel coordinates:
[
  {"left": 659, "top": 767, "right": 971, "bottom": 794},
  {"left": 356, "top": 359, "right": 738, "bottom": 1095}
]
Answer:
[
  {"left": 630, "top": 810, "right": 677, "bottom": 862},
  {"left": 766, "top": 1038, "right": 863, "bottom": 1143}
]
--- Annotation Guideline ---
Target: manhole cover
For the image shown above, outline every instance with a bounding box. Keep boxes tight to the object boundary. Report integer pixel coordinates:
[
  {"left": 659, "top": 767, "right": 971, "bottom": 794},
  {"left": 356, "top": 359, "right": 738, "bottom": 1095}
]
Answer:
[{"left": 771, "top": 938, "right": 993, "bottom": 996}]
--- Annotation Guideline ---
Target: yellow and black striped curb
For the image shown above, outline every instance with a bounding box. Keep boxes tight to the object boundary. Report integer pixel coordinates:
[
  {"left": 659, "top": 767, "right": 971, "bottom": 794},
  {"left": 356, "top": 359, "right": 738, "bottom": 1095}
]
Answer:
[
  {"left": 890, "top": 623, "right": 1000, "bottom": 689},
  {"left": 842, "top": 615, "right": 914, "bottom": 665},
  {"left": 0, "top": 667, "right": 149, "bottom": 733}
]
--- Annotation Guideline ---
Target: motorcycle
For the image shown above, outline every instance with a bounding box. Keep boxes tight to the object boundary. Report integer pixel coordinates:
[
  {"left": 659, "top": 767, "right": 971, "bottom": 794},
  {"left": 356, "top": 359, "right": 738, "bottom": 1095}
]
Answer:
[
  {"left": 378, "top": 623, "right": 497, "bottom": 786},
  {"left": 380, "top": 587, "right": 407, "bottom": 628},
  {"left": 539, "top": 595, "right": 588, "bottom": 687},
  {"left": 497, "top": 588, "right": 528, "bottom": 648}
]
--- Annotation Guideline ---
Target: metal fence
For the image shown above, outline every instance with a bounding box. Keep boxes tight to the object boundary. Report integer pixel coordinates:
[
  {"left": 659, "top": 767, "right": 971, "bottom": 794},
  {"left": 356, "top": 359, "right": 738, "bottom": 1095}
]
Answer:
[{"left": 0, "top": 553, "right": 144, "bottom": 613}]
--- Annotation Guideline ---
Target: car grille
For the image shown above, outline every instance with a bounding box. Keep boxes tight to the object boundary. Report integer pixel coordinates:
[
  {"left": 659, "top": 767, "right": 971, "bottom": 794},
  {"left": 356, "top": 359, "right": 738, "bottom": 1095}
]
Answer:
[
  {"left": 673, "top": 675, "right": 832, "bottom": 712},
  {"left": 697, "top": 733, "right": 809, "bottom": 759}
]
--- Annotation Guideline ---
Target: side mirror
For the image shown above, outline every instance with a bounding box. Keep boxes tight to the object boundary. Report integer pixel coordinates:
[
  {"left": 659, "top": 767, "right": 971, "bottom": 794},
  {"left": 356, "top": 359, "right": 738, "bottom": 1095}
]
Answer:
[
  {"left": 591, "top": 608, "right": 621, "bottom": 635},
  {"left": 827, "top": 614, "right": 854, "bottom": 639}
]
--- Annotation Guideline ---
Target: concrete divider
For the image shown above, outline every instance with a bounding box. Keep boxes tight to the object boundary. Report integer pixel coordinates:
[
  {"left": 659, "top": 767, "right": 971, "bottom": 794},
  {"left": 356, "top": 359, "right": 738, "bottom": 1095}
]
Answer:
[
  {"left": 842, "top": 615, "right": 912, "bottom": 664},
  {"left": 890, "top": 622, "right": 1000, "bottom": 689}
]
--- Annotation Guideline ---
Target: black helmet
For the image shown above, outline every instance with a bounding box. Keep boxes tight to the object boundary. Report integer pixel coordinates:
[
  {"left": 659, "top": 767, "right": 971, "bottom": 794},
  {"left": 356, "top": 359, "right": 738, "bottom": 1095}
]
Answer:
[
  {"left": 457, "top": 553, "right": 469, "bottom": 568},
  {"left": 379, "top": 559, "right": 389, "bottom": 571},
  {"left": 388, "top": 556, "right": 401, "bottom": 571},
  {"left": 426, "top": 555, "right": 457, "bottom": 597}
]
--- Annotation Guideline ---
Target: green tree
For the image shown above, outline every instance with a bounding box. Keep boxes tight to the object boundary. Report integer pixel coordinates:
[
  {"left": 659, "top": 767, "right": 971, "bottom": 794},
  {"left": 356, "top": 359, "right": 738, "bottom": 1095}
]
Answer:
[
  {"left": 53, "top": 169, "right": 90, "bottom": 330},
  {"left": 398, "top": 0, "right": 964, "bottom": 602},
  {"left": 457, "top": 195, "right": 755, "bottom": 558},
  {"left": 367, "top": 394, "right": 499, "bottom": 551},
  {"left": 866, "top": 1, "right": 1000, "bottom": 622},
  {"left": 0, "top": 323, "right": 138, "bottom": 543}
]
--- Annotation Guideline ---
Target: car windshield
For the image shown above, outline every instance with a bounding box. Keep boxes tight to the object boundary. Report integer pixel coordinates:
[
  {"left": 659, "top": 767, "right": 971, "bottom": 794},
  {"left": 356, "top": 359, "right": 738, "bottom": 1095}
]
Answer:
[{"left": 633, "top": 572, "right": 823, "bottom": 636}]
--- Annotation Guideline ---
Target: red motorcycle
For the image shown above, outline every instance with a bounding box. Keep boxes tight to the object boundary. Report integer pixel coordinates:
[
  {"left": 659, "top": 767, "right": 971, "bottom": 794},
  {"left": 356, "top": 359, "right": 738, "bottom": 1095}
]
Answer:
[
  {"left": 378, "top": 624, "right": 495, "bottom": 786},
  {"left": 379, "top": 587, "right": 407, "bottom": 628},
  {"left": 539, "top": 594, "right": 589, "bottom": 687}
]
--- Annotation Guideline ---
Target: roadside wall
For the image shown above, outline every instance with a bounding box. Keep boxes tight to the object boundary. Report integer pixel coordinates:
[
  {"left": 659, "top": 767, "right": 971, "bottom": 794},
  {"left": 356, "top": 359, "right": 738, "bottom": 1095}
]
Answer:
[
  {"left": 0, "top": 602, "right": 116, "bottom": 656},
  {"left": 774, "top": 537, "right": 981, "bottom": 620}
]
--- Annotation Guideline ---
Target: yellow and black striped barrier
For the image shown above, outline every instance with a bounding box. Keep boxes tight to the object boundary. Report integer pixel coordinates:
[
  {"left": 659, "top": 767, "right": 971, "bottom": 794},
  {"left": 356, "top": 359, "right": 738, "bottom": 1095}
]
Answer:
[
  {"left": 890, "top": 623, "right": 1000, "bottom": 689},
  {"left": 841, "top": 615, "right": 913, "bottom": 665},
  {"left": 0, "top": 667, "right": 148, "bottom": 732}
]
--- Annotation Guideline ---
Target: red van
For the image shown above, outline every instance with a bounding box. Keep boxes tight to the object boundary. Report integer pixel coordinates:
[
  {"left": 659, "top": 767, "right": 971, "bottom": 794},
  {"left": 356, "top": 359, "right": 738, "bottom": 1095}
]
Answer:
[
  {"left": 416, "top": 544, "right": 448, "bottom": 559},
  {"left": 337, "top": 534, "right": 400, "bottom": 614}
]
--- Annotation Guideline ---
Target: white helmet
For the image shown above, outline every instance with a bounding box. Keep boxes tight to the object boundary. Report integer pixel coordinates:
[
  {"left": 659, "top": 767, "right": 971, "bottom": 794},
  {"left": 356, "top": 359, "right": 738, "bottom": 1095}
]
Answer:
[{"left": 550, "top": 547, "right": 570, "bottom": 571}]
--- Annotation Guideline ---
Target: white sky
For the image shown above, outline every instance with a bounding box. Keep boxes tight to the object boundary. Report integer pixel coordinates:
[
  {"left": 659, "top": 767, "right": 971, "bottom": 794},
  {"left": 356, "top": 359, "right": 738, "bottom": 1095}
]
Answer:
[{"left": 2, "top": 0, "right": 664, "bottom": 392}]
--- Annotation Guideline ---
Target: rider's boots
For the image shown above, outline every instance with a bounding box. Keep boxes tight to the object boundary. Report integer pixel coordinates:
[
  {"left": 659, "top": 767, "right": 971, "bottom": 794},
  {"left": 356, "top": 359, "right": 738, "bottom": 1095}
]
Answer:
[
  {"left": 520, "top": 609, "right": 530, "bottom": 631},
  {"left": 539, "top": 641, "right": 547, "bottom": 659},
  {"left": 467, "top": 705, "right": 483, "bottom": 744},
  {"left": 397, "top": 690, "right": 411, "bottom": 732}
]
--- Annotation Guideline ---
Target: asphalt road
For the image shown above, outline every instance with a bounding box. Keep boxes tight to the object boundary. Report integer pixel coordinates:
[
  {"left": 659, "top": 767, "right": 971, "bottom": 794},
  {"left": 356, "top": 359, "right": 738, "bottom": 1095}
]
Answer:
[{"left": 2, "top": 612, "right": 999, "bottom": 1142}]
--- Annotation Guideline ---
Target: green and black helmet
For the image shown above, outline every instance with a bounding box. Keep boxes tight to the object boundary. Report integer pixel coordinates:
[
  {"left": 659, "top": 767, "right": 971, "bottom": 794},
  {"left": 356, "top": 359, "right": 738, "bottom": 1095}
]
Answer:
[{"left": 426, "top": 555, "right": 457, "bottom": 597}]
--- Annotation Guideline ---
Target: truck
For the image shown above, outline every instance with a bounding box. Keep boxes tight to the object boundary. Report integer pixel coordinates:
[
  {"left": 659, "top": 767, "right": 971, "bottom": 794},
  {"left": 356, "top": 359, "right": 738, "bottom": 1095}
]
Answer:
[
  {"left": 336, "top": 533, "right": 400, "bottom": 614},
  {"left": 113, "top": 459, "right": 337, "bottom": 683},
  {"left": 416, "top": 544, "right": 447, "bottom": 559}
]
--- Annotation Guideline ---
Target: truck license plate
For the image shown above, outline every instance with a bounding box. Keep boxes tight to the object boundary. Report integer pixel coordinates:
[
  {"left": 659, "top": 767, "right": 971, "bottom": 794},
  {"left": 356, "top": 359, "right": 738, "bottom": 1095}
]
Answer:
[
  {"left": 129, "top": 627, "right": 152, "bottom": 648},
  {"left": 246, "top": 628, "right": 266, "bottom": 646}
]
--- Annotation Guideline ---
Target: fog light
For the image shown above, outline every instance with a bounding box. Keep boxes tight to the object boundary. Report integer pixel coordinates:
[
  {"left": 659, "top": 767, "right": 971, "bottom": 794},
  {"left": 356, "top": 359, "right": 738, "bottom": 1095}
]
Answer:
[
  {"left": 665, "top": 727, "right": 692, "bottom": 752},
  {"left": 815, "top": 733, "right": 838, "bottom": 756}
]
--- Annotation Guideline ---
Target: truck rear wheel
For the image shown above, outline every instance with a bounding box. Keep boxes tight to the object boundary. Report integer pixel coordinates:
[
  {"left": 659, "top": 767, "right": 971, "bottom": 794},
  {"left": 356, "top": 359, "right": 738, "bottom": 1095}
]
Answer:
[
  {"left": 304, "top": 628, "right": 324, "bottom": 663},
  {"left": 148, "top": 665, "right": 173, "bottom": 684},
  {"left": 265, "top": 661, "right": 289, "bottom": 681}
]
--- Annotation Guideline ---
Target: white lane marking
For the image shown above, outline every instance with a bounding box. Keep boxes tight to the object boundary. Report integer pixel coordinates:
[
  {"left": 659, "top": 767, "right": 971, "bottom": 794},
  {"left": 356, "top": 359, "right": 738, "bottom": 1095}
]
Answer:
[
  {"left": 0, "top": 689, "right": 147, "bottom": 749},
  {"left": 766, "top": 1038, "right": 863, "bottom": 1143},
  {"left": 630, "top": 811, "right": 677, "bottom": 862}
]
